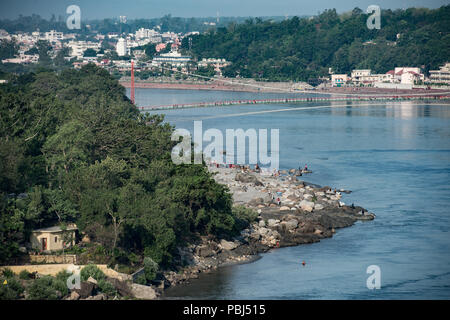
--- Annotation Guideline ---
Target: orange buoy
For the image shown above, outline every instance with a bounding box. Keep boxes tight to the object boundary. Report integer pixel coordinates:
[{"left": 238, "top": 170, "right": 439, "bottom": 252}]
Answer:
[{"left": 302, "top": 261, "right": 306, "bottom": 266}]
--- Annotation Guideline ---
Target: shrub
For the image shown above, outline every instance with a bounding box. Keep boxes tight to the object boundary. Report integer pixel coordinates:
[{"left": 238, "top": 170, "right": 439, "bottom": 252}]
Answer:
[
  {"left": 232, "top": 206, "right": 259, "bottom": 233},
  {"left": 0, "top": 277, "right": 24, "bottom": 300},
  {"left": 143, "top": 257, "right": 158, "bottom": 282},
  {"left": 55, "top": 270, "right": 72, "bottom": 283},
  {"left": 80, "top": 264, "right": 105, "bottom": 282},
  {"left": 19, "top": 270, "right": 31, "bottom": 280},
  {"left": 134, "top": 273, "right": 147, "bottom": 285},
  {"left": 1, "top": 268, "right": 15, "bottom": 278},
  {"left": 98, "top": 279, "right": 117, "bottom": 297},
  {"left": 27, "top": 276, "right": 59, "bottom": 300}
]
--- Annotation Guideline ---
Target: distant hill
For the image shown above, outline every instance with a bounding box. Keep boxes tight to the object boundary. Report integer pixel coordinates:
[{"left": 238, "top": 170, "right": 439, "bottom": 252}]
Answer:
[
  {"left": 0, "top": 14, "right": 305, "bottom": 34},
  {"left": 181, "top": 6, "right": 450, "bottom": 82}
]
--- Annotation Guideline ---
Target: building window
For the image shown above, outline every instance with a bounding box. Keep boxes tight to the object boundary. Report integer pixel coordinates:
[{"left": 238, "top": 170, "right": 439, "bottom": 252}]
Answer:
[{"left": 55, "top": 236, "right": 58, "bottom": 242}]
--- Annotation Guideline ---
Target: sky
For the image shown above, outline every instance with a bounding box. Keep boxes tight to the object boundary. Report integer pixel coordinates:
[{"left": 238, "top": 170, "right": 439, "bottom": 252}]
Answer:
[{"left": 0, "top": 0, "right": 448, "bottom": 20}]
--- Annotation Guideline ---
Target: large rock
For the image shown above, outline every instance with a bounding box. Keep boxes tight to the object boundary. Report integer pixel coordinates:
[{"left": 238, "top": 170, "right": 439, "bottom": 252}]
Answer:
[
  {"left": 87, "top": 276, "right": 98, "bottom": 285},
  {"left": 220, "top": 239, "right": 239, "bottom": 251},
  {"left": 258, "top": 227, "right": 270, "bottom": 236},
  {"left": 267, "top": 219, "right": 280, "bottom": 227},
  {"left": 299, "top": 200, "right": 314, "bottom": 212},
  {"left": 282, "top": 219, "right": 299, "bottom": 230},
  {"left": 130, "top": 283, "right": 157, "bottom": 300},
  {"left": 106, "top": 278, "right": 133, "bottom": 297},
  {"left": 195, "top": 245, "right": 215, "bottom": 257},
  {"left": 74, "top": 281, "right": 95, "bottom": 299},
  {"left": 314, "top": 203, "right": 324, "bottom": 211},
  {"left": 235, "top": 172, "right": 263, "bottom": 186},
  {"left": 66, "top": 291, "right": 80, "bottom": 300}
]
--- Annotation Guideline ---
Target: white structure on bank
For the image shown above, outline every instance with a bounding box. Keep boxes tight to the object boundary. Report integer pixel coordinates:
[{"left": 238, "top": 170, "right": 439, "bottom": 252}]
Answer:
[
  {"left": 116, "top": 38, "right": 128, "bottom": 56},
  {"left": 151, "top": 50, "right": 191, "bottom": 67},
  {"left": 429, "top": 63, "right": 450, "bottom": 84},
  {"left": 331, "top": 74, "right": 349, "bottom": 87}
]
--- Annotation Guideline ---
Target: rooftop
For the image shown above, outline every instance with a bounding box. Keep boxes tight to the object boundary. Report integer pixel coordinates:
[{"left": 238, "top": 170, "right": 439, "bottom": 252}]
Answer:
[{"left": 32, "top": 224, "right": 77, "bottom": 233}]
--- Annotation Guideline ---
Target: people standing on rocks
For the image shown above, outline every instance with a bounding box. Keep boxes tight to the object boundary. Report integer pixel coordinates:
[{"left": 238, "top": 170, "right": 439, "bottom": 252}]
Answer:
[{"left": 304, "top": 164, "right": 308, "bottom": 171}]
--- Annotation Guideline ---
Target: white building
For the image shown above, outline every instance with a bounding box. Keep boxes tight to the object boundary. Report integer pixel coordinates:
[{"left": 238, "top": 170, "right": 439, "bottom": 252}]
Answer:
[
  {"left": 44, "top": 30, "right": 64, "bottom": 42},
  {"left": 66, "top": 41, "right": 100, "bottom": 59},
  {"left": 152, "top": 50, "right": 191, "bottom": 67},
  {"left": 331, "top": 74, "right": 349, "bottom": 87},
  {"left": 429, "top": 63, "right": 450, "bottom": 84},
  {"left": 116, "top": 38, "right": 128, "bottom": 56}
]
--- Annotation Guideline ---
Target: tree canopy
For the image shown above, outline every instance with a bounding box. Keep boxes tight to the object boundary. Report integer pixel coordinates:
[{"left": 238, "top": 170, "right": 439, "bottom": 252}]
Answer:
[
  {"left": 181, "top": 6, "right": 450, "bottom": 81},
  {"left": 0, "top": 64, "right": 240, "bottom": 267}
]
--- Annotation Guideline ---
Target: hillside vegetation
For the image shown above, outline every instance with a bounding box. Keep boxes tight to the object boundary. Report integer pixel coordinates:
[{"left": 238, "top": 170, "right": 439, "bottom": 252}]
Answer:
[
  {"left": 182, "top": 6, "right": 450, "bottom": 81},
  {"left": 0, "top": 65, "right": 245, "bottom": 268}
]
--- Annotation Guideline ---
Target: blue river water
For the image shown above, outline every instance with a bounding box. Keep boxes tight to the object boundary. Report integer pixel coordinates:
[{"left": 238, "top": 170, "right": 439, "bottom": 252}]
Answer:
[{"left": 128, "top": 88, "right": 450, "bottom": 299}]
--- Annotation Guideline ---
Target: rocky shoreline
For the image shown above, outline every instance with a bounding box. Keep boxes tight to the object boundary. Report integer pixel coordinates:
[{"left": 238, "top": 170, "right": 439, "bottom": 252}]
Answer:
[{"left": 159, "top": 166, "right": 375, "bottom": 297}]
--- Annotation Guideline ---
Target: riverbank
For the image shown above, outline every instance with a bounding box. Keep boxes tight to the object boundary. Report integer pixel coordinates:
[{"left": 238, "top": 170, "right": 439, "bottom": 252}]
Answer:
[
  {"left": 120, "top": 78, "right": 449, "bottom": 96},
  {"left": 159, "top": 165, "right": 375, "bottom": 297}
]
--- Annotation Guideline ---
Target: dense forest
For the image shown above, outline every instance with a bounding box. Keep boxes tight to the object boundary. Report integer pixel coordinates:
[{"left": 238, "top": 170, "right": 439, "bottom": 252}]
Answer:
[
  {"left": 181, "top": 6, "right": 450, "bottom": 82},
  {"left": 0, "top": 65, "right": 255, "bottom": 268}
]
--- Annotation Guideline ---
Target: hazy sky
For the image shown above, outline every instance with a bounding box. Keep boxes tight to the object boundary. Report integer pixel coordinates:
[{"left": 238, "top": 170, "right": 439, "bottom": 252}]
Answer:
[{"left": 0, "top": 0, "right": 448, "bottom": 20}]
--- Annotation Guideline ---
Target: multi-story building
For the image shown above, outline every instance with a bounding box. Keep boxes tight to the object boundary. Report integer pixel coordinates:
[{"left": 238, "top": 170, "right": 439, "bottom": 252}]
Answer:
[
  {"left": 151, "top": 50, "right": 191, "bottom": 67},
  {"left": 429, "top": 63, "right": 450, "bottom": 84},
  {"left": 331, "top": 74, "right": 349, "bottom": 87},
  {"left": 44, "top": 30, "right": 64, "bottom": 42},
  {"left": 116, "top": 38, "right": 128, "bottom": 56},
  {"left": 66, "top": 40, "right": 101, "bottom": 59}
]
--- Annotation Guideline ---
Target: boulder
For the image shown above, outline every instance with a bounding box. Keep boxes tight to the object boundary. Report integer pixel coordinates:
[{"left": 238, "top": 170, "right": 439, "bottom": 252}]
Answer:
[
  {"left": 220, "top": 239, "right": 239, "bottom": 251},
  {"left": 75, "top": 281, "right": 95, "bottom": 299},
  {"left": 258, "top": 220, "right": 266, "bottom": 227},
  {"left": 195, "top": 245, "right": 215, "bottom": 257},
  {"left": 235, "top": 173, "right": 263, "bottom": 186},
  {"left": 130, "top": 283, "right": 157, "bottom": 300},
  {"left": 258, "top": 227, "right": 270, "bottom": 236},
  {"left": 248, "top": 198, "right": 264, "bottom": 206},
  {"left": 279, "top": 206, "right": 291, "bottom": 211},
  {"left": 267, "top": 219, "right": 280, "bottom": 227},
  {"left": 87, "top": 276, "right": 98, "bottom": 285},
  {"left": 314, "top": 203, "right": 324, "bottom": 211},
  {"left": 284, "top": 219, "right": 299, "bottom": 230},
  {"left": 66, "top": 291, "right": 80, "bottom": 300},
  {"left": 299, "top": 200, "right": 314, "bottom": 212},
  {"left": 107, "top": 278, "right": 133, "bottom": 297}
]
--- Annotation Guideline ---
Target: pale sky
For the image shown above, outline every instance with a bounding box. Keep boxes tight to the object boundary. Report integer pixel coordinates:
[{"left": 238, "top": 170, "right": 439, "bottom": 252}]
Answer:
[{"left": 0, "top": 0, "right": 448, "bottom": 20}]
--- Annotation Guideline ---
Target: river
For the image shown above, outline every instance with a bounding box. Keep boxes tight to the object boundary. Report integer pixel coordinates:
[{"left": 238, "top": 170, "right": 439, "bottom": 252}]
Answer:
[{"left": 128, "top": 88, "right": 450, "bottom": 299}]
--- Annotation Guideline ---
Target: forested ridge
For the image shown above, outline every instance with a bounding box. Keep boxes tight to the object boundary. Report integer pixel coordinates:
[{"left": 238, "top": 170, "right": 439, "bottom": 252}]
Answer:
[
  {"left": 182, "top": 6, "right": 450, "bottom": 81},
  {"left": 0, "top": 65, "right": 253, "bottom": 268}
]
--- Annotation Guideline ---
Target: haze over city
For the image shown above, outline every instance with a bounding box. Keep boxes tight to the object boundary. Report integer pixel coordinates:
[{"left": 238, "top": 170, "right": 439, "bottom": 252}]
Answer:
[{"left": 0, "top": 0, "right": 449, "bottom": 19}]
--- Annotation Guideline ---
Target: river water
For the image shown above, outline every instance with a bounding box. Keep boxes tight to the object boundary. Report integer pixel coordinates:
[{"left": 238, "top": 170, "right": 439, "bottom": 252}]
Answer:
[{"left": 128, "top": 88, "right": 450, "bottom": 299}]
